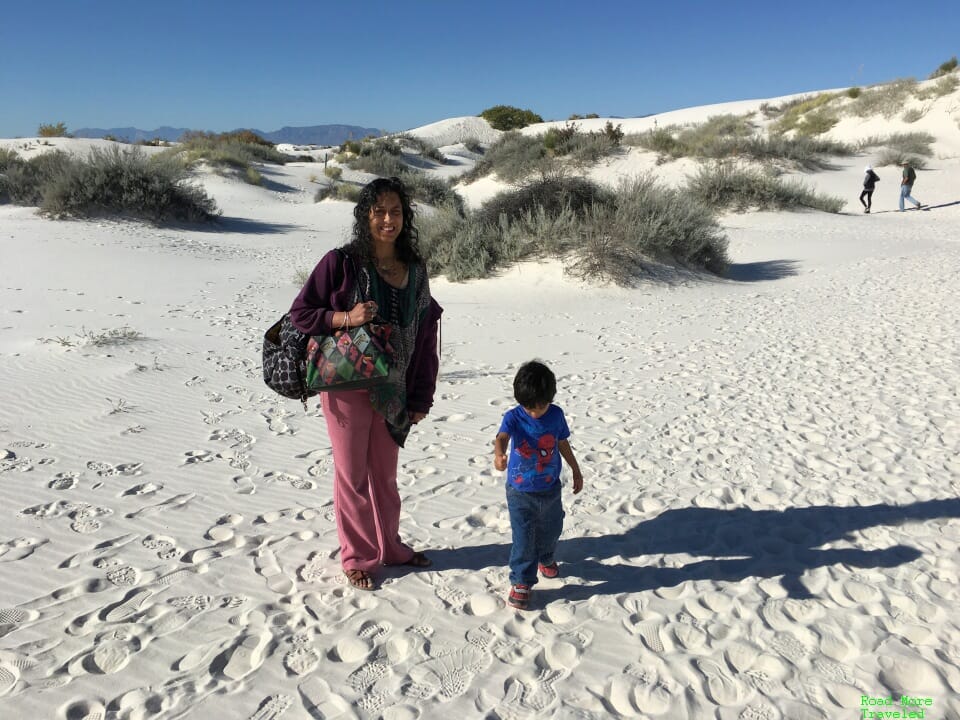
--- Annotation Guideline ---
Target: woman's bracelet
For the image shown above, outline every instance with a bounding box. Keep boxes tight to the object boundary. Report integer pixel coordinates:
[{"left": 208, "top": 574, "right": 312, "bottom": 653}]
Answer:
[{"left": 339, "top": 312, "right": 348, "bottom": 330}]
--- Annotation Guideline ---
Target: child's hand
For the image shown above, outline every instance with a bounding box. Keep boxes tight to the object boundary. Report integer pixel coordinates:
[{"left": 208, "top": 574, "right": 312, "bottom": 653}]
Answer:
[
  {"left": 494, "top": 454, "right": 507, "bottom": 471},
  {"left": 572, "top": 470, "right": 583, "bottom": 494}
]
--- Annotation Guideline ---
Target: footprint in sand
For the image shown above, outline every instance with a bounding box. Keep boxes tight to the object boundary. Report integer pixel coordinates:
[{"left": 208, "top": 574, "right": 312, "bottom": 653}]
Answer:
[
  {"left": 283, "top": 632, "right": 321, "bottom": 676},
  {"left": 254, "top": 548, "right": 296, "bottom": 595},
  {"left": 0, "top": 537, "right": 47, "bottom": 563},
  {"left": 222, "top": 630, "right": 271, "bottom": 681},
  {"left": 248, "top": 694, "right": 293, "bottom": 720},
  {"left": 298, "top": 676, "right": 354, "bottom": 719}
]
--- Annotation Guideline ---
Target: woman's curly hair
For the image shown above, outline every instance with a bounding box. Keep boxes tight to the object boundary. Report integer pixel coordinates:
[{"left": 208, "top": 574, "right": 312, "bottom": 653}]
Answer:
[{"left": 343, "top": 177, "right": 422, "bottom": 265}]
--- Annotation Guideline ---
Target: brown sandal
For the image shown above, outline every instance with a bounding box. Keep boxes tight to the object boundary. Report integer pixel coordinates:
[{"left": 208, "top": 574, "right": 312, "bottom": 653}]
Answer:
[
  {"left": 344, "top": 569, "right": 376, "bottom": 591},
  {"left": 402, "top": 551, "right": 432, "bottom": 568}
]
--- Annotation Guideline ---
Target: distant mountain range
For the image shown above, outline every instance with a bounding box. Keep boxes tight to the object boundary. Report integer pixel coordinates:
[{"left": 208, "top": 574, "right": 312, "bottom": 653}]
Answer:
[{"left": 72, "top": 124, "right": 384, "bottom": 146}]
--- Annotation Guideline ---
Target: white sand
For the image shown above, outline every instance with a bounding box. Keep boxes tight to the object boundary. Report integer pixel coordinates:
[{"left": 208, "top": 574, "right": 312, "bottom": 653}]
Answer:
[{"left": 2, "top": 83, "right": 960, "bottom": 720}]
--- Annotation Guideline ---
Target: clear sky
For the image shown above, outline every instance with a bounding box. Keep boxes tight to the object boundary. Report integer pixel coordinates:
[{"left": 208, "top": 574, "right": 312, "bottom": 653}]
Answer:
[{"left": 1, "top": 0, "right": 958, "bottom": 137}]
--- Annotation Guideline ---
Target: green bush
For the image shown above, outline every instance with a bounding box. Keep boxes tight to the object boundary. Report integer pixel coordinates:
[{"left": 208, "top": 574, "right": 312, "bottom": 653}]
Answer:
[
  {"left": 37, "top": 146, "right": 219, "bottom": 222},
  {"left": 848, "top": 79, "right": 918, "bottom": 118},
  {"left": 315, "top": 181, "right": 362, "bottom": 203},
  {"left": 463, "top": 131, "right": 550, "bottom": 184},
  {"left": 770, "top": 94, "right": 838, "bottom": 134},
  {"left": 902, "top": 107, "right": 926, "bottom": 123},
  {"left": 875, "top": 150, "right": 927, "bottom": 169},
  {"left": 857, "top": 132, "right": 934, "bottom": 157},
  {"left": 687, "top": 162, "right": 844, "bottom": 213},
  {"left": 476, "top": 176, "right": 612, "bottom": 228},
  {"left": 399, "top": 172, "right": 464, "bottom": 213},
  {"left": 38, "top": 122, "right": 69, "bottom": 138},
  {"left": 1, "top": 150, "right": 74, "bottom": 205},
  {"left": 929, "top": 56, "right": 958, "bottom": 79},
  {"left": 421, "top": 175, "right": 728, "bottom": 284},
  {"left": 394, "top": 134, "right": 445, "bottom": 163},
  {"left": 463, "top": 137, "right": 484, "bottom": 154},
  {"left": 479, "top": 105, "right": 544, "bottom": 131},
  {"left": 916, "top": 74, "right": 959, "bottom": 99},
  {"left": 245, "top": 166, "right": 262, "bottom": 185},
  {"left": 324, "top": 166, "right": 343, "bottom": 180},
  {"left": 846, "top": 87, "right": 862, "bottom": 99}
]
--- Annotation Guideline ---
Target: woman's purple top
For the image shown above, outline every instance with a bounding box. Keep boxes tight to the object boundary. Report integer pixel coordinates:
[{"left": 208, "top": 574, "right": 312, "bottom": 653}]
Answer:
[{"left": 289, "top": 249, "right": 442, "bottom": 414}]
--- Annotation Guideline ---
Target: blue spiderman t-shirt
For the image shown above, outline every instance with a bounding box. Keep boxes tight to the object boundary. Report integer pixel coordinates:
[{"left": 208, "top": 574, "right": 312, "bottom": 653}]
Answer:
[{"left": 498, "top": 404, "right": 570, "bottom": 492}]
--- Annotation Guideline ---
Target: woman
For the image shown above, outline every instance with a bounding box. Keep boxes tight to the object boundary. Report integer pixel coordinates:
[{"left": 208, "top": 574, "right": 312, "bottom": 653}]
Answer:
[{"left": 290, "top": 177, "right": 442, "bottom": 590}]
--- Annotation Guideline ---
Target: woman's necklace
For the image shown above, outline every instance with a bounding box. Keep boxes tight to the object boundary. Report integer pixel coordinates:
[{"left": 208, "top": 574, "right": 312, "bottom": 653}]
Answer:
[{"left": 374, "top": 255, "right": 404, "bottom": 280}]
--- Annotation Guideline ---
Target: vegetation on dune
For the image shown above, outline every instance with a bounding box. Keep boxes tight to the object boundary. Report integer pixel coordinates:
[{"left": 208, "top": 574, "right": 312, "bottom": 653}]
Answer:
[
  {"left": 687, "top": 163, "right": 844, "bottom": 214},
  {"left": 37, "top": 122, "right": 70, "bottom": 138},
  {"left": 419, "top": 175, "right": 729, "bottom": 284},
  {"left": 929, "top": 55, "right": 958, "bottom": 79},
  {"left": 479, "top": 105, "right": 544, "bottom": 131},
  {"left": 0, "top": 146, "right": 218, "bottom": 222}
]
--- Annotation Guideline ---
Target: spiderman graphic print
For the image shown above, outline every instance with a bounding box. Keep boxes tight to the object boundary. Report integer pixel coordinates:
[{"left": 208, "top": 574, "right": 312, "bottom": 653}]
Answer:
[{"left": 498, "top": 405, "right": 570, "bottom": 492}]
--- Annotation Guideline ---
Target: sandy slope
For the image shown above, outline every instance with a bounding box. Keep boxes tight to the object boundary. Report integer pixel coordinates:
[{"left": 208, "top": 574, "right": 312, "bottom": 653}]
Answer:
[{"left": 1, "top": 84, "right": 960, "bottom": 720}]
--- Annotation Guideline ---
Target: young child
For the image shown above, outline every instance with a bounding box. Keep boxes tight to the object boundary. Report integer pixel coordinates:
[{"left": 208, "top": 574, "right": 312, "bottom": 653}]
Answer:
[{"left": 494, "top": 360, "right": 583, "bottom": 610}]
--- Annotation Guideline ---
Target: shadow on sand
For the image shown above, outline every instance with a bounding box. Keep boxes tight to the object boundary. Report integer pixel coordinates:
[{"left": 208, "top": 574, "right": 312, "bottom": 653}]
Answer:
[
  {"left": 199, "top": 216, "right": 301, "bottom": 234},
  {"left": 725, "top": 259, "right": 800, "bottom": 282},
  {"left": 424, "top": 498, "right": 960, "bottom": 600}
]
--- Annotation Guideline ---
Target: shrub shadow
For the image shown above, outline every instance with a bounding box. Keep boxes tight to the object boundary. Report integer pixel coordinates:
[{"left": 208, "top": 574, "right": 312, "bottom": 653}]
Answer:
[
  {"left": 202, "top": 217, "right": 301, "bottom": 234},
  {"left": 725, "top": 259, "right": 800, "bottom": 282},
  {"left": 425, "top": 498, "right": 959, "bottom": 600}
]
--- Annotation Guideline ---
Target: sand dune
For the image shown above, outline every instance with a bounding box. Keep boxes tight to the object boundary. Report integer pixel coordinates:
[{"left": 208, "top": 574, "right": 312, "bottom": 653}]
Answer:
[{"left": 1, "top": 80, "right": 960, "bottom": 719}]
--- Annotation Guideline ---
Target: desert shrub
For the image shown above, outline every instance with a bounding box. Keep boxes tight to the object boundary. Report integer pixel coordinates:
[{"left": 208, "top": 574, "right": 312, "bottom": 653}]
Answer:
[
  {"left": 857, "top": 132, "right": 934, "bottom": 157},
  {"left": 394, "top": 134, "right": 445, "bottom": 163},
  {"left": 848, "top": 79, "right": 918, "bottom": 118},
  {"left": 343, "top": 140, "right": 407, "bottom": 176},
  {"left": 627, "top": 123, "right": 850, "bottom": 168},
  {"left": 245, "top": 166, "right": 262, "bottom": 185},
  {"left": 875, "top": 150, "right": 927, "bottom": 169},
  {"left": 38, "top": 122, "right": 69, "bottom": 138},
  {"left": 341, "top": 140, "right": 362, "bottom": 155},
  {"left": 627, "top": 114, "right": 755, "bottom": 161},
  {"left": 846, "top": 87, "right": 862, "bottom": 99},
  {"left": 929, "top": 56, "right": 958, "bottom": 79},
  {"left": 479, "top": 105, "right": 544, "bottom": 131},
  {"left": 463, "top": 131, "right": 550, "bottom": 183},
  {"left": 916, "top": 74, "right": 959, "bottom": 99},
  {"left": 1, "top": 151, "right": 74, "bottom": 205},
  {"left": 397, "top": 172, "right": 464, "bottom": 213},
  {"left": 422, "top": 176, "right": 728, "bottom": 283},
  {"left": 792, "top": 110, "right": 838, "bottom": 136},
  {"left": 324, "top": 166, "right": 343, "bottom": 180},
  {"left": 902, "top": 107, "right": 927, "bottom": 123},
  {"left": 137, "top": 138, "right": 166, "bottom": 147},
  {"left": 170, "top": 131, "right": 293, "bottom": 171},
  {"left": 688, "top": 162, "right": 844, "bottom": 213},
  {"left": 462, "top": 137, "right": 484, "bottom": 154},
  {"left": 476, "top": 176, "right": 612, "bottom": 228},
  {"left": 770, "top": 94, "right": 838, "bottom": 134},
  {"left": 568, "top": 178, "right": 729, "bottom": 279},
  {"left": 39, "top": 146, "right": 218, "bottom": 222},
  {"left": 315, "top": 182, "right": 362, "bottom": 203}
]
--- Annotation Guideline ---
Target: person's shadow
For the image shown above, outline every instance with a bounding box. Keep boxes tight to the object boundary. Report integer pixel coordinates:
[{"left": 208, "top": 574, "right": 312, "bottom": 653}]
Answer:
[{"left": 424, "top": 498, "right": 960, "bottom": 600}]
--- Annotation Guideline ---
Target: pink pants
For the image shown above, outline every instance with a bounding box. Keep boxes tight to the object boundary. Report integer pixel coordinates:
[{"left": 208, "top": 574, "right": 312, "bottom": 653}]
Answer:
[{"left": 322, "top": 390, "right": 414, "bottom": 571}]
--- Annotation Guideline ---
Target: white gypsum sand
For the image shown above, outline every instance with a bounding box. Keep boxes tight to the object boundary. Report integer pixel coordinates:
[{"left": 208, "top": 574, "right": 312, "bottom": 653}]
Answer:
[{"left": 1, "top": 79, "right": 960, "bottom": 718}]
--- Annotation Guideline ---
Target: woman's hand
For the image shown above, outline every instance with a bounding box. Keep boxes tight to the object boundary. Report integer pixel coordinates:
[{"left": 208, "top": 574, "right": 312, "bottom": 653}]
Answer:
[{"left": 347, "top": 301, "right": 378, "bottom": 326}]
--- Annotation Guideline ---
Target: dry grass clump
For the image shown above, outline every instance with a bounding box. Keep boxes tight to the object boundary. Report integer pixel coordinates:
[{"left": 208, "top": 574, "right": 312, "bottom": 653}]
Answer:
[
  {"left": 687, "top": 163, "right": 844, "bottom": 214},
  {"left": 419, "top": 175, "right": 729, "bottom": 284},
  {"left": 847, "top": 78, "right": 918, "bottom": 118},
  {"left": 1, "top": 146, "right": 218, "bottom": 222}
]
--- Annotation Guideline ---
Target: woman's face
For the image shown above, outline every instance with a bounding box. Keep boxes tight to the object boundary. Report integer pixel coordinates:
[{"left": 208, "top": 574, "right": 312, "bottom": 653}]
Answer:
[{"left": 368, "top": 191, "right": 403, "bottom": 245}]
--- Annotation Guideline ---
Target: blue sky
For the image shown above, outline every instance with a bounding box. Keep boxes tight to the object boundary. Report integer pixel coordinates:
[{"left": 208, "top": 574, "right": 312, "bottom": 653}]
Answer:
[{"left": 1, "top": 0, "right": 958, "bottom": 137}]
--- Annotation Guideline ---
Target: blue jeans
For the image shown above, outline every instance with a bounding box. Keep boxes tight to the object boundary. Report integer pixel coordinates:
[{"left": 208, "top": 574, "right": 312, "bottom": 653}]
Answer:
[
  {"left": 506, "top": 485, "right": 564, "bottom": 586},
  {"left": 900, "top": 184, "right": 920, "bottom": 210}
]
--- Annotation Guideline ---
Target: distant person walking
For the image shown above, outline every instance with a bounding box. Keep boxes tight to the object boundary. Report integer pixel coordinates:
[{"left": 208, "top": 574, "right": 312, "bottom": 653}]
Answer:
[
  {"left": 860, "top": 165, "right": 880, "bottom": 213},
  {"left": 898, "top": 160, "right": 923, "bottom": 211}
]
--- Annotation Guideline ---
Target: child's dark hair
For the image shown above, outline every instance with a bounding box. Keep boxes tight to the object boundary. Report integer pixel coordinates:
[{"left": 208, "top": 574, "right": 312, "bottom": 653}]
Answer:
[{"left": 513, "top": 360, "right": 556, "bottom": 408}]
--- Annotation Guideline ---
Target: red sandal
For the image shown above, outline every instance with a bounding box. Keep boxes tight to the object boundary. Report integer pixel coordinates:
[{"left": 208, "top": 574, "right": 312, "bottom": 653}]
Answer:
[
  {"left": 508, "top": 584, "right": 531, "bottom": 610},
  {"left": 538, "top": 562, "right": 560, "bottom": 579}
]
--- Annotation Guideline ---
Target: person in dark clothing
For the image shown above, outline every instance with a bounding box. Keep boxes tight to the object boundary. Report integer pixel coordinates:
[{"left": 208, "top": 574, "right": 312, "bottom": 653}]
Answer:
[{"left": 860, "top": 165, "right": 880, "bottom": 213}]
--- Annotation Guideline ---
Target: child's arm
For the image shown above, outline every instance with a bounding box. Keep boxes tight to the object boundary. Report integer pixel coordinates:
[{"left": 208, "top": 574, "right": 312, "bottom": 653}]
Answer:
[
  {"left": 558, "top": 440, "right": 583, "bottom": 494},
  {"left": 494, "top": 432, "right": 510, "bottom": 471}
]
